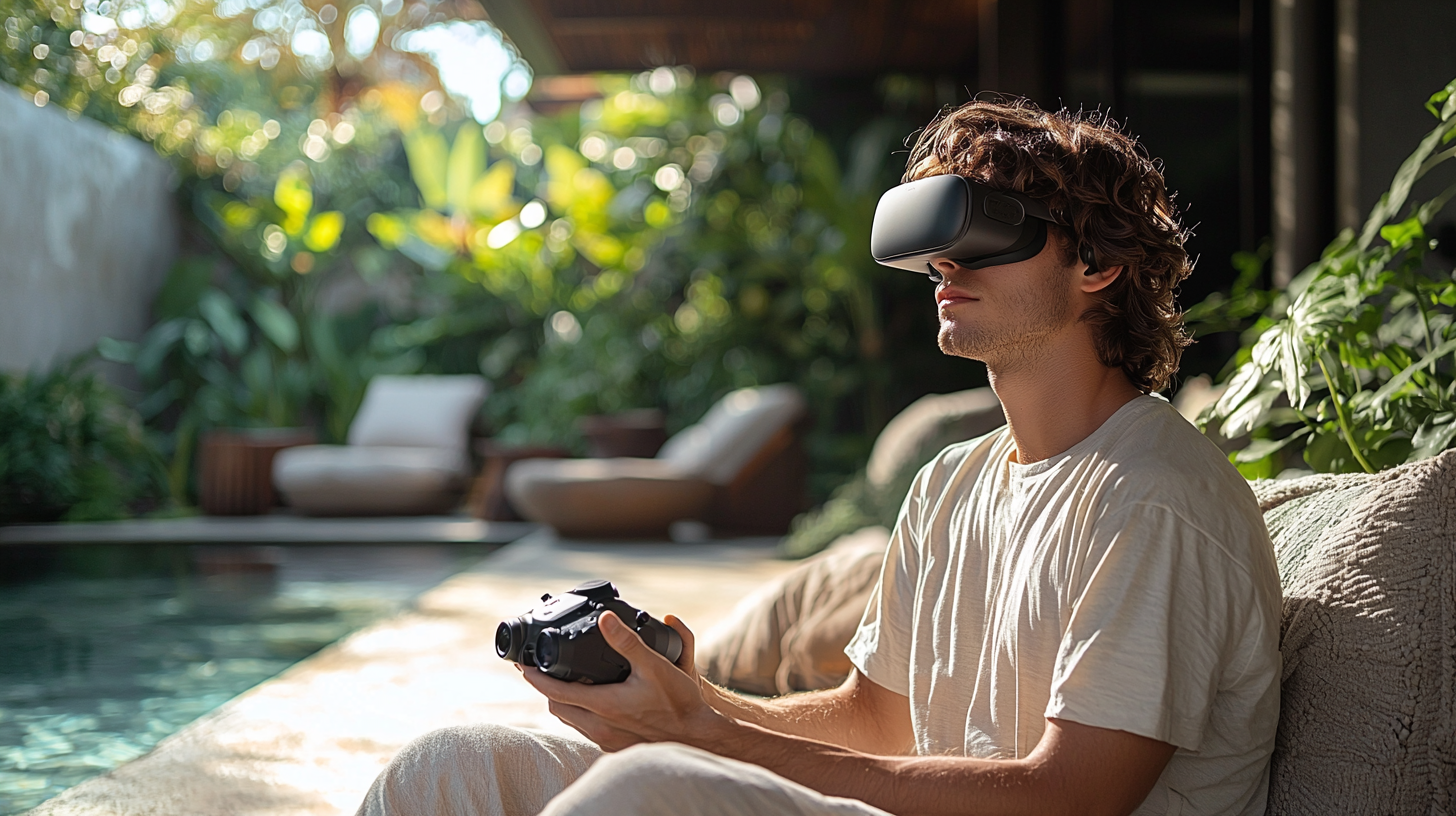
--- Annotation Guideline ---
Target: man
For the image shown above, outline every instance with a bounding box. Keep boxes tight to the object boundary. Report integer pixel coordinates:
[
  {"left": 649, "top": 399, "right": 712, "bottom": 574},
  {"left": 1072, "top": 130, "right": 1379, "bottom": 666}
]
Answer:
[{"left": 358, "top": 99, "right": 1282, "bottom": 816}]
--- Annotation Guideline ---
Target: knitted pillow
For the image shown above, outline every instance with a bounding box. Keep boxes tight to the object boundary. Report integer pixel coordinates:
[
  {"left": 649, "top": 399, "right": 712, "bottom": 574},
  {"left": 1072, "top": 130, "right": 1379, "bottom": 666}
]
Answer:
[
  {"left": 1250, "top": 450, "right": 1455, "bottom": 816},
  {"left": 697, "top": 527, "right": 889, "bottom": 696}
]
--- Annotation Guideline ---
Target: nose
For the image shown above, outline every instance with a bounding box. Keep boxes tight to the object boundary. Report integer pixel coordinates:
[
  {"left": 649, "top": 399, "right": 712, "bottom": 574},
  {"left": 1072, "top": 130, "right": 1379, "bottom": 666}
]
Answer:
[
  {"left": 926, "top": 258, "right": 963, "bottom": 284},
  {"left": 929, "top": 258, "right": 961, "bottom": 277}
]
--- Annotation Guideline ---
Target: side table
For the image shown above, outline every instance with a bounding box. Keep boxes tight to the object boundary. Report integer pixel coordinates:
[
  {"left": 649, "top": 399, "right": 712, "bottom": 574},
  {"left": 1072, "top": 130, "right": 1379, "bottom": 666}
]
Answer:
[
  {"left": 198, "top": 428, "right": 316, "bottom": 515},
  {"left": 467, "top": 441, "right": 570, "bottom": 521}
]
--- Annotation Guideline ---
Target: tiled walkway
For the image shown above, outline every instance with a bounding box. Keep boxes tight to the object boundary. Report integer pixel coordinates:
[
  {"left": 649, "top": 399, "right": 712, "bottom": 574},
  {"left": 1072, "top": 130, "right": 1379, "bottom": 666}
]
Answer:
[{"left": 26, "top": 531, "right": 797, "bottom": 816}]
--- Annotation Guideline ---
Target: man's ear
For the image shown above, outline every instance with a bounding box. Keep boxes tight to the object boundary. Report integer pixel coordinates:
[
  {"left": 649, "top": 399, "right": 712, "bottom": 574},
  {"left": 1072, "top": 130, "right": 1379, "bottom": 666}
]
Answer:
[{"left": 1080, "top": 264, "right": 1124, "bottom": 294}]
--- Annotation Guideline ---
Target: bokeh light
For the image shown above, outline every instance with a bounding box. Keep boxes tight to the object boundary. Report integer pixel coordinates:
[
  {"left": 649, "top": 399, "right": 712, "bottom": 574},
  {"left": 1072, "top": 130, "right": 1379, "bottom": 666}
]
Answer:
[
  {"left": 519, "top": 201, "right": 547, "bottom": 229},
  {"left": 343, "top": 6, "right": 380, "bottom": 59},
  {"left": 395, "top": 21, "right": 531, "bottom": 123}
]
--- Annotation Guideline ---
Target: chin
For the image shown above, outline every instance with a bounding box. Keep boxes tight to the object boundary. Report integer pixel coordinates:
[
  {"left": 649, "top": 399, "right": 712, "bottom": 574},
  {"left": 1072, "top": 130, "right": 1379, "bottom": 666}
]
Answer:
[{"left": 937, "top": 326, "right": 988, "bottom": 361}]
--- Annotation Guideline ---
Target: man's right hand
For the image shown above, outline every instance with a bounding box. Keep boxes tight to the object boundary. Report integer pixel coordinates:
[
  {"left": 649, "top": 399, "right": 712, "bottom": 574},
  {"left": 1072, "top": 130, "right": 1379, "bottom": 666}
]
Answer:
[{"left": 661, "top": 614, "right": 699, "bottom": 676}]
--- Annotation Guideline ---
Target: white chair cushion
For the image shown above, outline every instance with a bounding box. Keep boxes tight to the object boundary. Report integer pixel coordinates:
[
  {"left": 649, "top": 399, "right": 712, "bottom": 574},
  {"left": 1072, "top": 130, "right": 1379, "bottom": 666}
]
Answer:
[
  {"left": 274, "top": 445, "right": 469, "bottom": 516},
  {"left": 656, "top": 384, "right": 806, "bottom": 485},
  {"left": 346, "top": 375, "right": 489, "bottom": 451}
]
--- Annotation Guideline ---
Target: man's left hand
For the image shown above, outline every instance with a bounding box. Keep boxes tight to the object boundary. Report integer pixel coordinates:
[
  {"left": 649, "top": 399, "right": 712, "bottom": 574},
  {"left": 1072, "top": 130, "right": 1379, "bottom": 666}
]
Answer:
[{"left": 519, "top": 611, "right": 729, "bottom": 751}]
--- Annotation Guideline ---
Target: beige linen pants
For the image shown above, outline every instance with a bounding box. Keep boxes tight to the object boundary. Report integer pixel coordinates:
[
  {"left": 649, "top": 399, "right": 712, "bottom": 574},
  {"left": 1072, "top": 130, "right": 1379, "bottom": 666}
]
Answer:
[{"left": 356, "top": 724, "right": 895, "bottom": 816}]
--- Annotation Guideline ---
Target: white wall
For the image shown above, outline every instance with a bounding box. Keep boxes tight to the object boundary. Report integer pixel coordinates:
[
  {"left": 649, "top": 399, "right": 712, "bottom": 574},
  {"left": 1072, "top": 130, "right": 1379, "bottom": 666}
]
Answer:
[{"left": 0, "top": 85, "right": 177, "bottom": 375}]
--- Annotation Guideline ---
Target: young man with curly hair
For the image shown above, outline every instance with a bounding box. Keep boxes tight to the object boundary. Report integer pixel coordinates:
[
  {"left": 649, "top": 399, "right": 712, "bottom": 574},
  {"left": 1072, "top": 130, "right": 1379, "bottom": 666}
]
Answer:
[{"left": 358, "top": 100, "right": 1282, "bottom": 816}]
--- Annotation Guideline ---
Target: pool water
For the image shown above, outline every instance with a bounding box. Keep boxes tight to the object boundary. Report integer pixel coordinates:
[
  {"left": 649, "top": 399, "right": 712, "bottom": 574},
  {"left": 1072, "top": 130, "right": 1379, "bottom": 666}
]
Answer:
[{"left": 0, "top": 543, "right": 491, "bottom": 815}]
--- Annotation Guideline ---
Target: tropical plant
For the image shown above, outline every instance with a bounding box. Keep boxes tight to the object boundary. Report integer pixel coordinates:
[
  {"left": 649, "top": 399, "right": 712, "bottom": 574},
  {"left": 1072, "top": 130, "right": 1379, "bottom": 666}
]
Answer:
[
  {"left": 99, "top": 165, "right": 426, "bottom": 499},
  {"left": 0, "top": 361, "right": 168, "bottom": 524},
  {"left": 1201, "top": 78, "right": 1456, "bottom": 476},
  {"left": 369, "top": 71, "right": 935, "bottom": 490}
]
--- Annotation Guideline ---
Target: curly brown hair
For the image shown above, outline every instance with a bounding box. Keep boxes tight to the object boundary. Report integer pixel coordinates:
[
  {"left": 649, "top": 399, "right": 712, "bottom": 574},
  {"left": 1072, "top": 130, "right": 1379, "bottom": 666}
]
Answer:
[{"left": 905, "top": 98, "right": 1193, "bottom": 393}]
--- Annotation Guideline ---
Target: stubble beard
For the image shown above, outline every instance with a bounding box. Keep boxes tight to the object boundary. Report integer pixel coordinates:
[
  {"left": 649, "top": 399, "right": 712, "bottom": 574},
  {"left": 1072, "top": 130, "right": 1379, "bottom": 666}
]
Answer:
[{"left": 936, "top": 272, "right": 1076, "bottom": 372}]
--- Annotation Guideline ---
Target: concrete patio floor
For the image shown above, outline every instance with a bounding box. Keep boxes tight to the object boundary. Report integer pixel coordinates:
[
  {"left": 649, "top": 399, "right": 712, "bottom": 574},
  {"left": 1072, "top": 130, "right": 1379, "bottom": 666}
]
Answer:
[
  {"left": 25, "top": 530, "right": 798, "bottom": 816},
  {"left": 0, "top": 515, "right": 537, "bottom": 547}
]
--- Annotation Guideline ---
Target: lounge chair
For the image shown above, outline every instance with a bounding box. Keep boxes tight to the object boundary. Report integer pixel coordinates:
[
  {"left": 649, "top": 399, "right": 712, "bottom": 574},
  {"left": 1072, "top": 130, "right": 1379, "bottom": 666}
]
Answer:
[
  {"left": 273, "top": 375, "right": 489, "bottom": 516},
  {"left": 504, "top": 384, "right": 808, "bottom": 538}
]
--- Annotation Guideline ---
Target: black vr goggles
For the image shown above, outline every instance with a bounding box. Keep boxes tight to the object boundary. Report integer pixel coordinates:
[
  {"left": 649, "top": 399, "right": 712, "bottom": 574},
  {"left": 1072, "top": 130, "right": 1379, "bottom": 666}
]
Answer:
[{"left": 870, "top": 174, "right": 1063, "bottom": 281}]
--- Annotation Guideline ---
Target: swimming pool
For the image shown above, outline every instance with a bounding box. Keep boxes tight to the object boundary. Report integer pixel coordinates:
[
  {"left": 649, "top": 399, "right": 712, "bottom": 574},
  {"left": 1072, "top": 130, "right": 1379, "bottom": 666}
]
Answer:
[{"left": 0, "top": 543, "right": 492, "bottom": 815}]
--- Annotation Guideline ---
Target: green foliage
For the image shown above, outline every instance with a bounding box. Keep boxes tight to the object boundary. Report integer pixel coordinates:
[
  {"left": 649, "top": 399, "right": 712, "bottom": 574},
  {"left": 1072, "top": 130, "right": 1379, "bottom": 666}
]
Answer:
[
  {"left": 101, "top": 259, "right": 421, "bottom": 502},
  {"left": 372, "top": 72, "right": 923, "bottom": 487},
  {"left": 0, "top": 0, "right": 524, "bottom": 183},
  {"left": 0, "top": 361, "right": 168, "bottom": 524},
  {"left": 3, "top": 0, "right": 535, "bottom": 507},
  {"left": 1183, "top": 241, "right": 1275, "bottom": 338},
  {"left": 99, "top": 167, "right": 429, "bottom": 500},
  {"left": 1202, "top": 77, "right": 1456, "bottom": 475}
]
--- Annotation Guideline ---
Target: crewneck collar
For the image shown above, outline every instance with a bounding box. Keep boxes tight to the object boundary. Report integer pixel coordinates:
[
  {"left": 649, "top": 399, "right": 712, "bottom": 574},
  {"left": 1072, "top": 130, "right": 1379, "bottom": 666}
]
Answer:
[{"left": 1005, "top": 394, "right": 1162, "bottom": 479}]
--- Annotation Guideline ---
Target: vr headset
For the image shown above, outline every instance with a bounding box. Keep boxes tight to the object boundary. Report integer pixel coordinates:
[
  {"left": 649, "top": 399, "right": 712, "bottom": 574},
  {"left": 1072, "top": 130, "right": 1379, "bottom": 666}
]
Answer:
[{"left": 870, "top": 174, "right": 1081, "bottom": 282}]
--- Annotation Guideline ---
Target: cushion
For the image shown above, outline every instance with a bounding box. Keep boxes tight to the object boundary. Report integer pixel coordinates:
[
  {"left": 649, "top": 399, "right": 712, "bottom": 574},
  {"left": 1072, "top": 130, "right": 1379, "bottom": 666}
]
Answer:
[
  {"left": 865, "top": 388, "right": 1004, "bottom": 491},
  {"left": 780, "top": 387, "right": 1004, "bottom": 558},
  {"left": 657, "top": 385, "right": 807, "bottom": 485},
  {"left": 1250, "top": 451, "right": 1455, "bottom": 816},
  {"left": 503, "top": 458, "right": 714, "bottom": 538},
  {"left": 346, "top": 375, "right": 489, "bottom": 451},
  {"left": 698, "top": 527, "right": 888, "bottom": 695},
  {"left": 274, "top": 445, "right": 470, "bottom": 516}
]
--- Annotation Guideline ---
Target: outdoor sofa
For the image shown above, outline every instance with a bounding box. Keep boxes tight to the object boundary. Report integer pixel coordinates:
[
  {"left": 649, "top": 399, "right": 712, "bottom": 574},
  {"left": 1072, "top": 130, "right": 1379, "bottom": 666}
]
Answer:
[{"left": 698, "top": 388, "right": 1455, "bottom": 815}]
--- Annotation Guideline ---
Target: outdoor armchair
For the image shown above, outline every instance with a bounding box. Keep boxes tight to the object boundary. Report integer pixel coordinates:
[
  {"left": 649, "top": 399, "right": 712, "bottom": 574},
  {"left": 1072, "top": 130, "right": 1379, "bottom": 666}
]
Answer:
[
  {"left": 273, "top": 375, "right": 489, "bottom": 516},
  {"left": 504, "top": 384, "right": 808, "bottom": 538}
]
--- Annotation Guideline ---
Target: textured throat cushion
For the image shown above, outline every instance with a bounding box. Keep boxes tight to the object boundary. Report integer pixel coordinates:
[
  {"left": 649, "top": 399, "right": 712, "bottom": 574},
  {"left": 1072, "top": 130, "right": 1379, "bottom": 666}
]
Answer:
[{"left": 1250, "top": 451, "right": 1455, "bottom": 816}]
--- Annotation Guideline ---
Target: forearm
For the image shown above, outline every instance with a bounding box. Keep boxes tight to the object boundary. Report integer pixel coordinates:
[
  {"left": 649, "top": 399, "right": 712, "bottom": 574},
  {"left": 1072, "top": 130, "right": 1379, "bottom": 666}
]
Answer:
[
  {"left": 700, "top": 680, "right": 852, "bottom": 743},
  {"left": 689, "top": 716, "right": 1069, "bottom": 816},
  {"left": 699, "top": 671, "right": 911, "bottom": 755}
]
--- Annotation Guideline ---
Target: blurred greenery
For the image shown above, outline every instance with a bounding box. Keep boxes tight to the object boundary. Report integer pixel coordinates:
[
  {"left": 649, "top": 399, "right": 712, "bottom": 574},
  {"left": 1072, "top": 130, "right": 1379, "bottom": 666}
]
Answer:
[
  {"left": 0, "top": 362, "right": 169, "bottom": 524},
  {"left": 1198, "top": 77, "right": 1456, "bottom": 477},
  {"left": 3, "top": 0, "right": 979, "bottom": 506},
  {"left": 13, "top": 0, "right": 1452, "bottom": 523},
  {"left": 0, "top": 0, "right": 527, "bottom": 180},
  {"left": 368, "top": 70, "right": 949, "bottom": 494}
]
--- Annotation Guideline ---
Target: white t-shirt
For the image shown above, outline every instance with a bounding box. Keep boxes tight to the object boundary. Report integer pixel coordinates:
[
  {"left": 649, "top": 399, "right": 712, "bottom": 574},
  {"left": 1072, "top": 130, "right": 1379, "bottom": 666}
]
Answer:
[{"left": 845, "top": 395, "right": 1282, "bottom": 816}]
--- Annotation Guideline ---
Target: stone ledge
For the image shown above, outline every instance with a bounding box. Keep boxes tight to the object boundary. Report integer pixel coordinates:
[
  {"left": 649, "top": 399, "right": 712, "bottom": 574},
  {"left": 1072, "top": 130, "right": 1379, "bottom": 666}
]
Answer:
[{"left": 0, "top": 516, "right": 536, "bottom": 547}]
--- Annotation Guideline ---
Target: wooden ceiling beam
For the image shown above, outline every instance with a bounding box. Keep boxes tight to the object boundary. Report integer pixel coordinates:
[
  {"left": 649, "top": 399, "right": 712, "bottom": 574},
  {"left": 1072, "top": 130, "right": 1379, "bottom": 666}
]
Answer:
[{"left": 483, "top": 0, "right": 980, "bottom": 76}]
